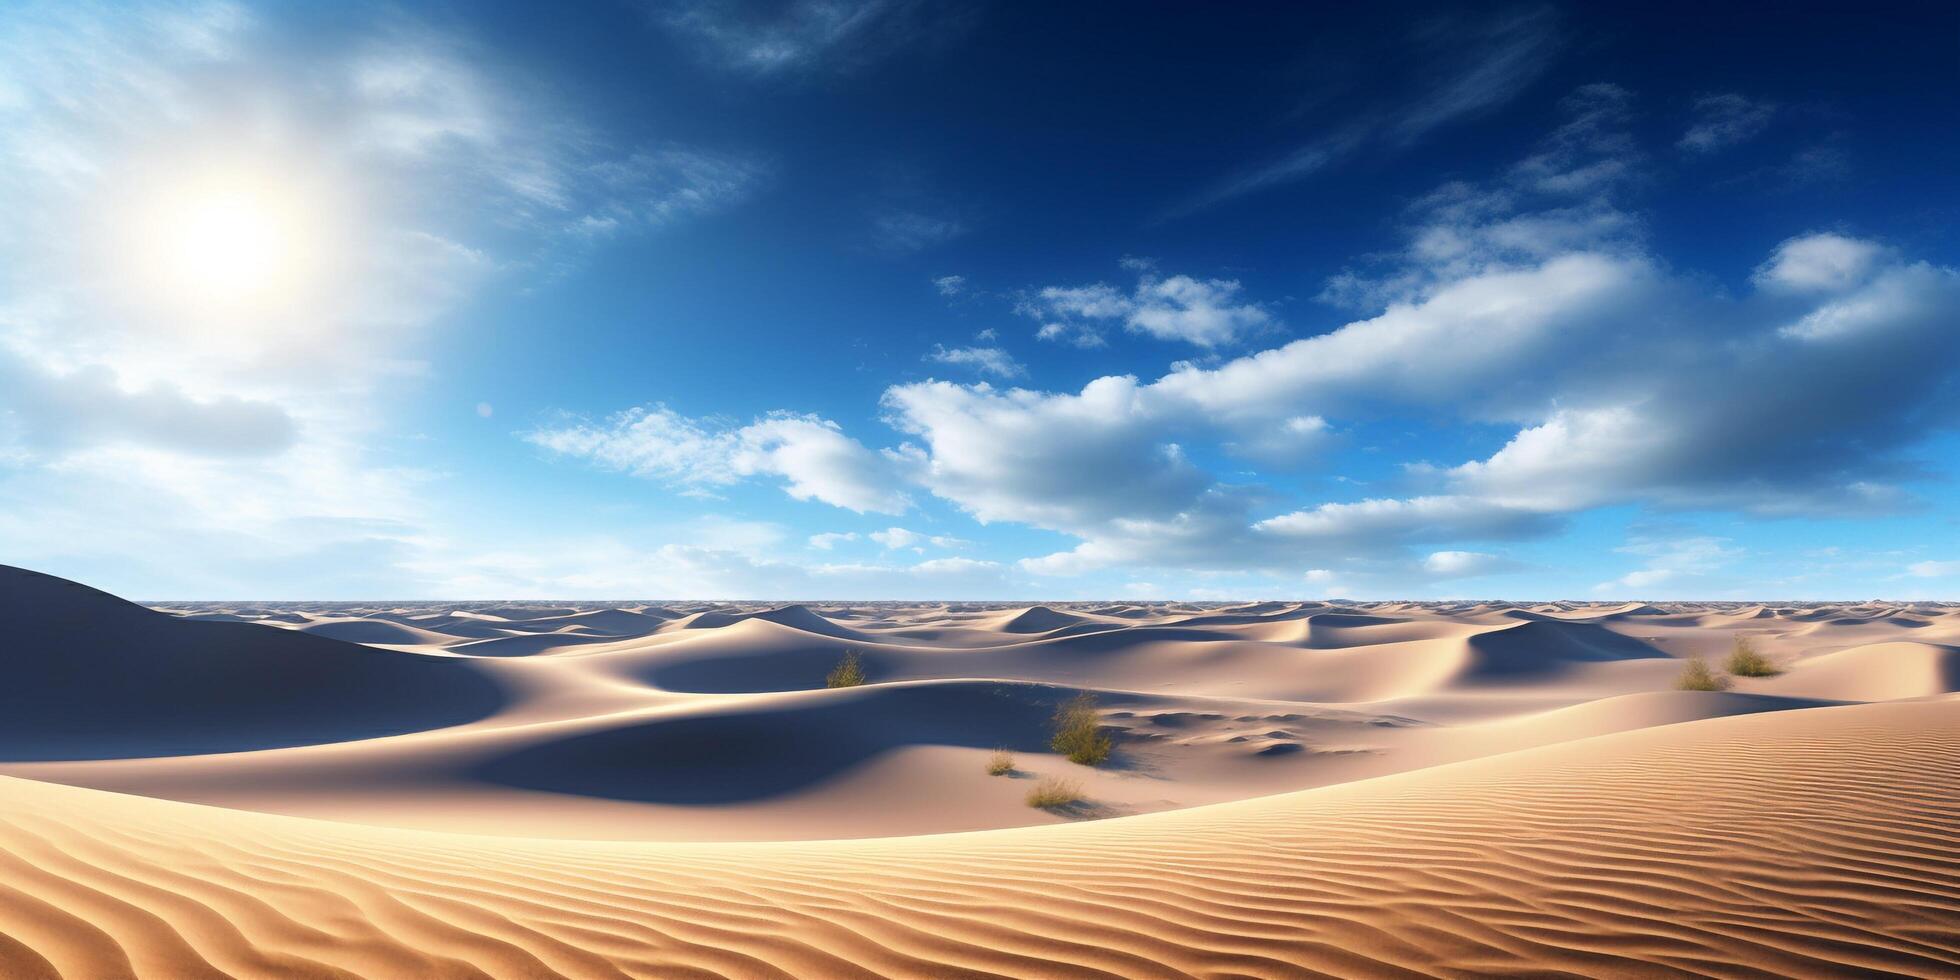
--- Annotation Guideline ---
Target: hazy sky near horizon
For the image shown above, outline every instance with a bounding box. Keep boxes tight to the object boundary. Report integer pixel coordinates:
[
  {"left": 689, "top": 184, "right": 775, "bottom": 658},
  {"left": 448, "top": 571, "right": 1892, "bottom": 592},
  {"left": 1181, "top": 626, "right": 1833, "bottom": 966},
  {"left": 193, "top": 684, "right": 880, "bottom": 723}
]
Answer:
[{"left": 2, "top": 1, "right": 1959, "bottom": 600}]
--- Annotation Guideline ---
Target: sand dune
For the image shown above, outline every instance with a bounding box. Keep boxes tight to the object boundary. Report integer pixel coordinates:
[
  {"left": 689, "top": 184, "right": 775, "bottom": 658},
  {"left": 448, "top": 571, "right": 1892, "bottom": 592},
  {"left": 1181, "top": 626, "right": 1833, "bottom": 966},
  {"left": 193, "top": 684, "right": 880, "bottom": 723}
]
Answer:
[
  {"left": 4, "top": 567, "right": 1958, "bottom": 974},
  {"left": 0, "top": 566, "right": 504, "bottom": 761},
  {"left": 1761, "top": 640, "right": 1960, "bottom": 700},
  {"left": 0, "top": 699, "right": 1953, "bottom": 977}
]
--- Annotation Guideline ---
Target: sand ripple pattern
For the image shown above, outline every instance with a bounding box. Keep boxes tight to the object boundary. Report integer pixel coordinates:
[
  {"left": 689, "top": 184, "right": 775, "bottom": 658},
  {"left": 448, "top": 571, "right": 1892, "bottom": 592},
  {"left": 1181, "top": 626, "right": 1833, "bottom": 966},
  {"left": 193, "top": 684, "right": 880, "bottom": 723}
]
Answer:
[{"left": 1, "top": 700, "right": 1956, "bottom": 978}]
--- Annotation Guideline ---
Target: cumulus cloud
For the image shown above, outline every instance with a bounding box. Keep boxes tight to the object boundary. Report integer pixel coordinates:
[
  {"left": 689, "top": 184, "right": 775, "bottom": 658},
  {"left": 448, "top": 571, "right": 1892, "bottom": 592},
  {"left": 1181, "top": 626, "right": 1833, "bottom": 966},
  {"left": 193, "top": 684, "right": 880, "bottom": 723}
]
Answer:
[
  {"left": 1678, "top": 93, "right": 1775, "bottom": 153},
  {"left": 511, "top": 83, "right": 1955, "bottom": 594},
  {"left": 1755, "top": 232, "right": 1884, "bottom": 293},
  {"left": 881, "top": 376, "right": 1212, "bottom": 531},
  {"left": 1025, "top": 268, "right": 1272, "bottom": 347},
  {"left": 873, "top": 105, "right": 1960, "bottom": 579},
  {"left": 1425, "top": 249, "right": 1954, "bottom": 520},
  {"left": 526, "top": 406, "right": 912, "bottom": 513},
  {"left": 927, "top": 344, "right": 1025, "bottom": 378}
]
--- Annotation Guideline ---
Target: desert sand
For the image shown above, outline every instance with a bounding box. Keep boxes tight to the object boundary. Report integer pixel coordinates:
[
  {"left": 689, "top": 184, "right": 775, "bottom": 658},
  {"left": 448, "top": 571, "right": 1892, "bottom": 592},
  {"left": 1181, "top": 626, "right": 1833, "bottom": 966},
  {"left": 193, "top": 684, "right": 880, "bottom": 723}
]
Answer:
[{"left": 1, "top": 563, "right": 1956, "bottom": 976}]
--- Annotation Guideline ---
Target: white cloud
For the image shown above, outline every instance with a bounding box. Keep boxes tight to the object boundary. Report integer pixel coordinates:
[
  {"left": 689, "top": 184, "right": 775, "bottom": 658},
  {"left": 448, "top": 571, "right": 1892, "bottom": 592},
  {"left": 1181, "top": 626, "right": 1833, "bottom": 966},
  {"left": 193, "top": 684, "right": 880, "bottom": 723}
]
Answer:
[
  {"left": 868, "top": 527, "right": 967, "bottom": 551},
  {"left": 0, "top": 352, "right": 295, "bottom": 457},
  {"left": 1258, "top": 496, "right": 1556, "bottom": 546},
  {"left": 869, "top": 526, "right": 922, "bottom": 549},
  {"left": 927, "top": 344, "right": 1025, "bottom": 378},
  {"left": 912, "top": 556, "right": 998, "bottom": 575},
  {"left": 1422, "top": 550, "right": 1513, "bottom": 578},
  {"left": 526, "top": 406, "right": 912, "bottom": 514},
  {"left": 881, "top": 376, "right": 1211, "bottom": 531},
  {"left": 932, "top": 274, "right": 966, "bottom": 296},
  {"left": 1907, "top": 560, "right": 1960, "bottom": 578},
  {"left": 1678, "top": 93, "right": 1775, "bottom": 154},
  {"left": 878, "top": 131, "right": 1960, "bottom": 579},
  {"left": 1156, "top": 252, "right": 1656, "bottom": 421},
  {"left": 808, "top": 531, "right": 857, "bottom": 550},
  {"left": 1026, "top": 268, "right": 1272, "bottom": 347},
  {"left": 1755, "top": 232, "right": 1884, "bottom": 294}
]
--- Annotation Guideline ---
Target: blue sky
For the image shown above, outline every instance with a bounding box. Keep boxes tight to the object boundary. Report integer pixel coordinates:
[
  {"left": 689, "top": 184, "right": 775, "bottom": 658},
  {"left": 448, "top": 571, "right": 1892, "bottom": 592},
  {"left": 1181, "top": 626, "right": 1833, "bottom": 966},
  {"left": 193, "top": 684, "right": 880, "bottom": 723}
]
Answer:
[{"left": 2, "top": 1, "right": 1958, "bottom": 600}]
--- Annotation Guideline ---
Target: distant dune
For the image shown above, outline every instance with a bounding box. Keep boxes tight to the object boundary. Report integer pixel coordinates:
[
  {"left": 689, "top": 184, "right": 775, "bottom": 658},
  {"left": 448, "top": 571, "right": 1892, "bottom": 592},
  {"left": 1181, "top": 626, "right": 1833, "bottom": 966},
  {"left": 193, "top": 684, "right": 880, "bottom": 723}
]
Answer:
[{"left": 2, "top": 566, "right": 1957, "bottom": 974}]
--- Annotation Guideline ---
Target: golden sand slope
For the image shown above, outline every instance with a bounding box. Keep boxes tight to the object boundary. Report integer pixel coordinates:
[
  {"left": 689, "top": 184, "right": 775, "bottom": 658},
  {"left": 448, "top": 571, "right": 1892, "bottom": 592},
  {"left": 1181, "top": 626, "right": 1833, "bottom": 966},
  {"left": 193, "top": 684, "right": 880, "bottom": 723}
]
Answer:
[{"left": 1, "top": 699, "right": 1955, "bottom": 979}]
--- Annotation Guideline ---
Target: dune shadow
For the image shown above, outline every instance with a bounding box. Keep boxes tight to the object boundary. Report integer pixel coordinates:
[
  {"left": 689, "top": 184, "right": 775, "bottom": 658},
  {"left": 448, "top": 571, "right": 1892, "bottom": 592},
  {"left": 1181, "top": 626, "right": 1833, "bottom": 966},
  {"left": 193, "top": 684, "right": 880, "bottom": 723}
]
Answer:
[
  {"left": 0, "top": 566, "right": 508, "bottom": 761},
  {"left": 474, "top": 682, "right": 1063, "bottom": 805},
  {"left": 1037, "top": 798, "right": 1130, "bottom": 821}
]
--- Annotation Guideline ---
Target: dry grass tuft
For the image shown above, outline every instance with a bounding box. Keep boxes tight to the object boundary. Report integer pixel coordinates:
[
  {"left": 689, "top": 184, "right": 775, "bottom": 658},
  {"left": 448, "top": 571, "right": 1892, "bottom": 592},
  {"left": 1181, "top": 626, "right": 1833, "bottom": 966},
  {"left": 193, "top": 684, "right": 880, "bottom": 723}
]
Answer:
[
  {"left": 1025, "top": 776, "right": 1083, "bottom": 809},
  {"left": 1676, "top": 657, "right": 1731, "bottom": 691},
  {"left": 1051, "top": 693, "right": 1112, "bottom": 766},
  {"left": 1724, "top": 636, "right": 1782, "bottom": 677},
  {"left": 986, "top": 749, "right": 1015, "bottom": 776},
  {"left": 825, "top": 650, "right": 866, "bottom": 688}
]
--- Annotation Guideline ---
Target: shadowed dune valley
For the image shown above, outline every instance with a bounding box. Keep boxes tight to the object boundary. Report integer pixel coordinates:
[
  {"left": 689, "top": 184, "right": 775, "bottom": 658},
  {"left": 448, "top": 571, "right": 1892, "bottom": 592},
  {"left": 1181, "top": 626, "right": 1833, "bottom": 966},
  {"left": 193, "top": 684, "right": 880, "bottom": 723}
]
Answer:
[
  {"left": 7, "top": 2, "right": 1960, "bottom": 976},
  {"left": 1, "top": 564, "right": 1958, "bottom": 977}
]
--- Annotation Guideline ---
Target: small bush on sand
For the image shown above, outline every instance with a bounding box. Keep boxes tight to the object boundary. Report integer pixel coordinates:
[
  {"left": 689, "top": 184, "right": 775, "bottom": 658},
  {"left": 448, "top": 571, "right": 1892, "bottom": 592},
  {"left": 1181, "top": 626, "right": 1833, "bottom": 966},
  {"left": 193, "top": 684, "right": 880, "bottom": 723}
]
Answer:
[
  {"left": 1051, "top": 693, "right": 1112, "bottom": 766},
  {"left": 826, "top": 650, "right": 866, "bottom": 688},
  {"left": 1026, "top": 776, "right": 1083, "bottom": 809},
  {"left": 986, "top": 748, "right": 1015, "bottom": 776},
  {"left": 1724, "top": 636, "right": 1781, "bottom": 677},
  {"left": 1676, "top": 657, "right": 1730, "bottom": 691}
]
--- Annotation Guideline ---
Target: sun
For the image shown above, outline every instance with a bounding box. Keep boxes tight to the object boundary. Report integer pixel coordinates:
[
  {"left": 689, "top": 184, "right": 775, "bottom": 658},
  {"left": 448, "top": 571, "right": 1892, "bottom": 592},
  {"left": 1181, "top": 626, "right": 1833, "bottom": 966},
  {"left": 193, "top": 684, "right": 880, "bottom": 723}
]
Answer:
[
  {"left": 166, "top": 188, "right": 290, "bottom": 303},
  {"left": 125, "top": 164, "right": 328, "bottom": 318}
]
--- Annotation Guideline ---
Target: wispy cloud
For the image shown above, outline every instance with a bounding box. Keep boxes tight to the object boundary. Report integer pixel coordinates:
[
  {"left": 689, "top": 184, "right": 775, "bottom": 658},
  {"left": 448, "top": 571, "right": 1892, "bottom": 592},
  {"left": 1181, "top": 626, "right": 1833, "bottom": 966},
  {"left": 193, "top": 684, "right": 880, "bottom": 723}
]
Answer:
[
  {"left": 651, "top": 0, "right": 969, "bottom": 75},
  {"left": 871, "top": 207, "right": 966, "bottom": 253},
  {"left": 1169, "top": 6, "right": 1561, "bottom": 218},
  {"left": 928, "top": 344, "right": 1025, "bottom": 378},
  {"left": 1678, "top": 93, "right": 1776, "bottom": 153},
  {"left": 525, "top": 405, "right": 914, "bottom": 514}
]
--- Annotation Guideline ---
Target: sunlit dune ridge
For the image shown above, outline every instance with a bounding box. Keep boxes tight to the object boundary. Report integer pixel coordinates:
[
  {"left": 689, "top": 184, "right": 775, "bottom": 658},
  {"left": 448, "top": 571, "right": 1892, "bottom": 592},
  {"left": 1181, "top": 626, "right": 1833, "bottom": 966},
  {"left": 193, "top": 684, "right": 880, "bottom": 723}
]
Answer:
[{"left": 0, "top": 699, "right": 1955, "bottom": 978}]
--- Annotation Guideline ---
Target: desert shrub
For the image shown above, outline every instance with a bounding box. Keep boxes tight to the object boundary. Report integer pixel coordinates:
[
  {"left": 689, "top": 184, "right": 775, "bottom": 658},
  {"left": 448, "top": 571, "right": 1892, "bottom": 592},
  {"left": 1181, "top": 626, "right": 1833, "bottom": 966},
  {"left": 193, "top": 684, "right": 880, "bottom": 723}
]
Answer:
[
  {"left": 1724, "top": 636, "right": 1782, "bottom": 677},
  {"left": 1051, "top": 693, "right": 1112, "bottom": 766},
  {"left": 825, "top": 650, "right": 866, "bottom": 688},
  {"left": 1025, "top": 776, "right": 1083, "bottom": 809},
  {"left": 1675, "top": 657, "right": 1730, "bottom": 691},
  {"left": 986, "top": 748, "right": 1015, "bottom": 776}
]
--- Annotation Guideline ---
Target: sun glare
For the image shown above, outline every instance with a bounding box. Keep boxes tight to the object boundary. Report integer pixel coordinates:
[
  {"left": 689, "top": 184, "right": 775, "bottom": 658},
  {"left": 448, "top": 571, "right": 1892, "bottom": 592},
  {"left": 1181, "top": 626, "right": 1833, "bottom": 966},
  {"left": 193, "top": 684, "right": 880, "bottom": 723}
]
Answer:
[{"left": 126, "top": 166, "right": 327, "bottom": 318}]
